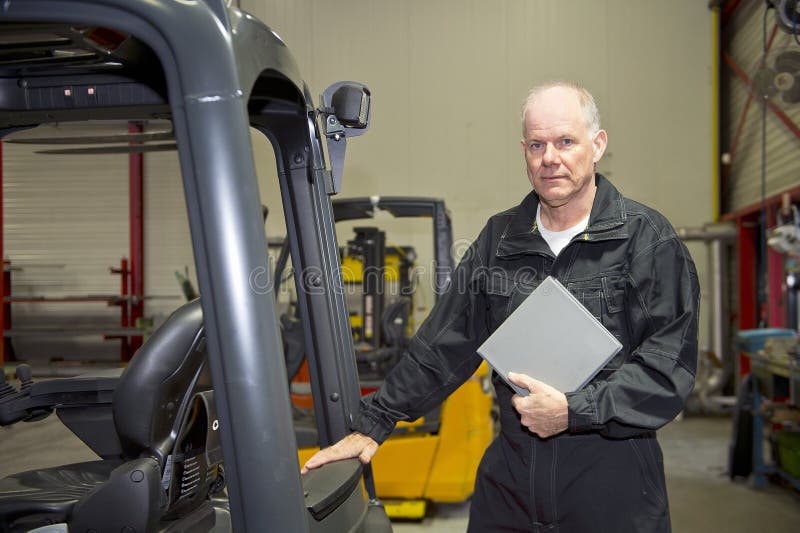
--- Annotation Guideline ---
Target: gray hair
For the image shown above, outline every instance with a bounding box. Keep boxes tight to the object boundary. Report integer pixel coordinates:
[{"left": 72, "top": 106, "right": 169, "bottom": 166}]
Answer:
[{"left": 521, "top": 81, "right": 601, "bottom": 136}]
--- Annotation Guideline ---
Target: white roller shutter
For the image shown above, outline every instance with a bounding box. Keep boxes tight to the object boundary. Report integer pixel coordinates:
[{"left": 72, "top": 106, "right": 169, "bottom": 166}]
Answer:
[
  {"left": 3, "top": 123, "right": 129, "bottom": 363},
  {"left": 2, "top": 122, "right": 192, "bottom": 365},
  {"left": 724, "top": 3, "right": 800, "bottom": 214}
]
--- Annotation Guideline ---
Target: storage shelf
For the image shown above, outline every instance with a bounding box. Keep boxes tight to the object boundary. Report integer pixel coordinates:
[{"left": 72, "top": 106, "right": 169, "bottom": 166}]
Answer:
[
  {"left": 4, "top": 295, "right": 127, "bottom": 304},
  {"left": 4, "top": 327, "right": 143, "bottom": 338},
  {"left": 742, "top": 351, "right": 800, "bottom": 492}
]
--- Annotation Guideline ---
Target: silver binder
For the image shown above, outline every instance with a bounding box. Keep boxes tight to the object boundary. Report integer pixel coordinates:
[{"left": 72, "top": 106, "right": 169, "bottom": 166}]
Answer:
[{"left": 477, "top": 276, "right": 622, "bottom": 395}]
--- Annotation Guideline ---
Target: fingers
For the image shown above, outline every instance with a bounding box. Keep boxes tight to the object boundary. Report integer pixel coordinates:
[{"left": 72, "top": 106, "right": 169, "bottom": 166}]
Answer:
[
  {"left": 301, "top": 432, "right": 379, "bottom": 474},
  {"left": 301, "top": 447, "right": 339, "bottom": 474},
  {"left": 358, "top": 440, "right": 379, "bottom": 464},
  {"left": 507, "top": 371, "right": 538, "bottom": 393},
  {"left": 302, "top": 440, "right": 353, "bottom": 472},
  {"left": 506, "top": 374, "right": 568, "bottom": 439}
]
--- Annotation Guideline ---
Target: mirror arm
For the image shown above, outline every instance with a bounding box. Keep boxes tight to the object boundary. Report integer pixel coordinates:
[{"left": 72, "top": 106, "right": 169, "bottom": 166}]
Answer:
[
  {"left": 323, "top": 135, "right": 346, "bottom": 195},
  {"left": 318, "top": 110, "right": 347, "bottom": 194}
]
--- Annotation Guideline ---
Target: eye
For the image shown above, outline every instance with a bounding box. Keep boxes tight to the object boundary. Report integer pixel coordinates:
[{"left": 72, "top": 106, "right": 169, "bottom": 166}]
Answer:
[
  {"left": 528, "top": 142, "right": 543, "bottom": 151},
  {"left": 561, "top": 138, "right": 574, "bottom": 146}
]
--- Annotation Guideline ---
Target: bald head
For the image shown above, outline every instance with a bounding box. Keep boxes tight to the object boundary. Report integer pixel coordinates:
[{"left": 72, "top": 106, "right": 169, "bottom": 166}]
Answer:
[{"left": 521, "top": 82, "right": 601, "bottom": 137}]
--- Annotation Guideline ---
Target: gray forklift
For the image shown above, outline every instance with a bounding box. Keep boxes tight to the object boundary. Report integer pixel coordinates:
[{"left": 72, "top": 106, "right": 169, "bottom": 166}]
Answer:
[{"left": 0, "top": 1, "right": 391, "bottom": 531}]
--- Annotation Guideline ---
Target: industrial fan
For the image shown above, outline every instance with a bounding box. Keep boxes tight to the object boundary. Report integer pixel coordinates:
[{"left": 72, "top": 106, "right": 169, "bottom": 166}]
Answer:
[{"left": 751, "top": 46, "right": 800, "bottom": 107}]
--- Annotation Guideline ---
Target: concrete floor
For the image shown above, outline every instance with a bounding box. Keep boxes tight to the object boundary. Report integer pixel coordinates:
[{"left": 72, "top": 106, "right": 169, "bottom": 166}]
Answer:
[{"left": 1, "top": 414, "right": 799, "bottom": 532}]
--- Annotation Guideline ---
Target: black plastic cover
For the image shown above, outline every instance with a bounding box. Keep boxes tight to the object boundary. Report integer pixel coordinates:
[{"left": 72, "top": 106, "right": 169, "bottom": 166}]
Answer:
[
  {"left": 301, "top": 459, "right": 363, "bottom": 521},
  {"left": 69, "top": 457, "right": 161, "bottom": 532}
]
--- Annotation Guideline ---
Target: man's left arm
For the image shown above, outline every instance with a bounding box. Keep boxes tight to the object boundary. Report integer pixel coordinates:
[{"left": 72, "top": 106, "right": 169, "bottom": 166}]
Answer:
[{"left": 566, "top": 235, "right": 700, "bottom": 438}]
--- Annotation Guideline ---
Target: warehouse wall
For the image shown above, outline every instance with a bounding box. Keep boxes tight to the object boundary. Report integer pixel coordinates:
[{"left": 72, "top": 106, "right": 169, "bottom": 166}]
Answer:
[
  {"left": 247, "top": 0, "right": 714, "bottom": 236},
  {"left": 247, "top": 0, "right": 715, "bottom": 343},
  {"left": 1, "top": 1, "right": 715, "bottom": 363}
]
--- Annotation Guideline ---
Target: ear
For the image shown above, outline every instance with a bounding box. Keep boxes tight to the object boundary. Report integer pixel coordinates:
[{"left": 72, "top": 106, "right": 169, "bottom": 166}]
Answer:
[
  {"left": 591, "top": 130, "right": 607, "bottom": 163},
  {"left": 520, "top": 138, "right": 527, "bottom": 156}
]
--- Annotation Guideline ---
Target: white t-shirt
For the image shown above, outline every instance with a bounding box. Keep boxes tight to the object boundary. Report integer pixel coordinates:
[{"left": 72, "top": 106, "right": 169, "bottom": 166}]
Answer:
[{"left": 536, "top": 205, "right": 589, "bottom": 256}]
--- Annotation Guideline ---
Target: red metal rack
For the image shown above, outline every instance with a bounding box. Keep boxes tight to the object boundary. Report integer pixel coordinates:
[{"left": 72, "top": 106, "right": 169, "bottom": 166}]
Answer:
[
  {"left": 2, "top": 257, "right": 145, "bottom": 362},
  {"left": 0, "top": 121, "right": 146, "bottom": 366}
]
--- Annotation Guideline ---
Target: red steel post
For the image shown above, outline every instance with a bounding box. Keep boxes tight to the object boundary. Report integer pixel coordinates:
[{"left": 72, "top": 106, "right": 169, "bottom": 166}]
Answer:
[
  {"left": 0, "top": 140, "right": 4, "bottom": 366},
  {"left": 129, "top": 123, "right": 144, "bottom": 356},
  {"left": 737, "top": 217, "right": 757, "bottom": 376},
  {"left": 118, "top": 258, "right": 130, "bottom": 361}
]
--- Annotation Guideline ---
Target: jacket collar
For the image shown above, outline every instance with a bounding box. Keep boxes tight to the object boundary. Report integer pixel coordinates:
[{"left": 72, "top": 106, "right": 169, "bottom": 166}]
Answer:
[{"left": 496, "top": 174, "right": 628, "bottom": 258}]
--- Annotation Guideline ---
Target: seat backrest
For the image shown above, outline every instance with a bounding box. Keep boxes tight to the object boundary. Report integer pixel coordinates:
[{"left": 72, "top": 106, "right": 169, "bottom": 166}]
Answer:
[
  {"left": 113, "top": 298, "right": 207, "bottom": 462},
  {"left": 71, "top": 299, "right": 224, "bottom": 528}
]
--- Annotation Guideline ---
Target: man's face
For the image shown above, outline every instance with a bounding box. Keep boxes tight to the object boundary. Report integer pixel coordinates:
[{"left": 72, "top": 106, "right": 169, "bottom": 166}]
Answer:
[{"left": 520, "top": 87, "right": 607, "bottom": 209}]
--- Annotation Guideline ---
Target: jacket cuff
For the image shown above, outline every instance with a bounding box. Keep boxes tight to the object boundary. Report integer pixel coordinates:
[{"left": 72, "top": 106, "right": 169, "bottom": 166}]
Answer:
[
  {"left": 566, "top": 388, "right": 598, "bottom": 433},
  {"left": 351, "top": 398, "right": 396, "bottom": 444}
]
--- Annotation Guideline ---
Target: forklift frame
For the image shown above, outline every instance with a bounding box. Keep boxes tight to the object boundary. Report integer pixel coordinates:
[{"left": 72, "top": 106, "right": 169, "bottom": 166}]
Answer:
[{"left": 0, "top": 1, "right": 382, "bottom": 531}]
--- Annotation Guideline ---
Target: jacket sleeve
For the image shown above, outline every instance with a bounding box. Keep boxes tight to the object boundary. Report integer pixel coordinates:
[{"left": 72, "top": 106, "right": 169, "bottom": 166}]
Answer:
[
  {"left": 352, "top": 230, "right": 491, "bottom": 444},
  {"left": 566, "top": 235, "right": 700, "bottom": 438}
]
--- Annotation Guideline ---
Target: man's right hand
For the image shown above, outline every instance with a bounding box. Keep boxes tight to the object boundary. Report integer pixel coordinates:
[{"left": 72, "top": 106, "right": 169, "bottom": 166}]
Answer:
[{"left": 300, "top": 432, "right": 379, "bottom": 474}]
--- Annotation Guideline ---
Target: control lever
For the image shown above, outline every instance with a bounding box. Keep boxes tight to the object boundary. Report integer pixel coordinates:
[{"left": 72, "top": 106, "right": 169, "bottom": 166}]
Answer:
[
  {"left": 0, "top": 363, "right": 52, "bottom": 425},
  {"left": 16, "top": 364, "right": 33, "bottom": 392},
  {"left": 0, "top": 370, "right": 16, "bottom": 399}
]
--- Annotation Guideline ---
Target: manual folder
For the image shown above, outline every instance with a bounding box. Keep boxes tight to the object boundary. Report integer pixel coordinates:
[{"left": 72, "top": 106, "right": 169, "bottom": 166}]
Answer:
[{"left": 477, "top": 276, "right": 622, "bottom": 396}]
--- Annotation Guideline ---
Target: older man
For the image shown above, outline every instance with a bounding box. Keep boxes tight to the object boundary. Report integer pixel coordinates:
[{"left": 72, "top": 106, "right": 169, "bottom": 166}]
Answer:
[{"left": 303, "top": 82, "right": 699, "bottom": 533}]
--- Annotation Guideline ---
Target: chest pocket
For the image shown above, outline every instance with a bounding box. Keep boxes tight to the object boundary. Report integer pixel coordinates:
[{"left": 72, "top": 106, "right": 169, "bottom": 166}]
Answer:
[
  {"left": 484, "top": 273, "right": 541, "bottom": 333},
  {"left": 568, "top": 275, "right": 629, "bottom": 371}
]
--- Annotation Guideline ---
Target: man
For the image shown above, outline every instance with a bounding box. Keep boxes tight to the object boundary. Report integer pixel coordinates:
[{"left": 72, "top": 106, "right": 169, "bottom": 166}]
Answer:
[{"left": 303, "top": 82, "right": 699, "bottom": 533}]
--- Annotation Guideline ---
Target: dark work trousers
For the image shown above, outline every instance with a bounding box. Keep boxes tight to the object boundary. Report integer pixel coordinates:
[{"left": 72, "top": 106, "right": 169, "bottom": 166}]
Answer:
[{"left": 467, "top": 432, "right": 671, "bottom": 533}]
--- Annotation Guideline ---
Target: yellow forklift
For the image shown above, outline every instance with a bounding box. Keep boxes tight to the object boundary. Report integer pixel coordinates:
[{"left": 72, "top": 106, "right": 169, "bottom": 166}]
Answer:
[
  {"left": 279, "top": 197, "right": 495, "bottom": 519},
  {"left": 340, "top": 226, "right": 417, "bottom": 382}
]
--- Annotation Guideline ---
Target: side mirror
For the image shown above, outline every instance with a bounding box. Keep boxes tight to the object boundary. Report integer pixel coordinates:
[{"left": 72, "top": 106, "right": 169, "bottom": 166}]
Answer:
[
  {"left": 321, "top": 82, "right": 371, "bottom": 136},
  {"left": 319, "top": 81, "right": 371, "bottom": 195}
]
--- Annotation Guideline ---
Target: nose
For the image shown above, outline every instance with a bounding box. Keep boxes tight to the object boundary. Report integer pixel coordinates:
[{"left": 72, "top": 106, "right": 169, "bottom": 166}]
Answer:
[{"left": 542, "top": 142, "right": 559, "bottom": 166}]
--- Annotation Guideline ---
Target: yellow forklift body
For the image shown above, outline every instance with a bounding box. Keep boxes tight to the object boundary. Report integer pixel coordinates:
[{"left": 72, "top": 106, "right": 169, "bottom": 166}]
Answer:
[
  {"left": 298, "top": 362, "right": 494, "bottom": 518},
  {"left": 341, "top": 256, "right": 363, "bottom": 283},
  {"left": 424, "top": 363, "right": 493, "bottom": 501},
  {"left": 341, "top": 254, "right": 402, "bottom": 283}
]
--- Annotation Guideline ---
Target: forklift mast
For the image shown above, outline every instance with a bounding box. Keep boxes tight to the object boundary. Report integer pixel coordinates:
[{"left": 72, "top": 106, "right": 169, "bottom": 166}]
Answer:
[{"left": 349, "top": 227, "right": 386, "bottom": 349}]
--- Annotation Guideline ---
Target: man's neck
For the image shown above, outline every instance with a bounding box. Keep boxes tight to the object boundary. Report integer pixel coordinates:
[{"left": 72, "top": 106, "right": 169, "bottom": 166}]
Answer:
[{"left": 538, "top": 184, "right": 596, "bottom": 231}]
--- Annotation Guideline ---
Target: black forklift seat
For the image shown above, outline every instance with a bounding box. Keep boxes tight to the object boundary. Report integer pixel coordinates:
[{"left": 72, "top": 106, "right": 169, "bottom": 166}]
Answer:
[{"left": 0, "top": 299, "right": 219, "bottom": 532}]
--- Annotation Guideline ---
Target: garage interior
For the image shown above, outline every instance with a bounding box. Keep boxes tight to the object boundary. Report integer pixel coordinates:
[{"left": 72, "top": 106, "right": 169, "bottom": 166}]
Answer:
[{"left": 1, "top": 1, "right": 800, "bottom": 531}]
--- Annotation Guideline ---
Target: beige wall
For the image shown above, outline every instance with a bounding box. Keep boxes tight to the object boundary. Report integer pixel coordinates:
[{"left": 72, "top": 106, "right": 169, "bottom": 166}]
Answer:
[
  {"left": 247, "top": 0, "right": 714, "bottom": 241},
  {"left": 246, "top": 0, "right": 715, "bottom": 345}
]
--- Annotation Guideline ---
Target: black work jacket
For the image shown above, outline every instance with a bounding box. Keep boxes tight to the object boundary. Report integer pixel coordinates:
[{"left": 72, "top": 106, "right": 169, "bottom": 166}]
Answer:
[{"left": 353, "top": 174, "right": 700, "bottom": 443}]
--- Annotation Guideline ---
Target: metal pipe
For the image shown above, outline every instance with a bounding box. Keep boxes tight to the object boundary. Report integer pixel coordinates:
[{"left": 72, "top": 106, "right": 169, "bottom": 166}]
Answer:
[
  {"left": 675, "top": 223, "right": 737, "bottom": 242},
  {"left": 710, "top": 237, "right": 730, "bottom": 392},
  {"left": 678, "top": 222, "right": 737, "bottom": 401}
]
